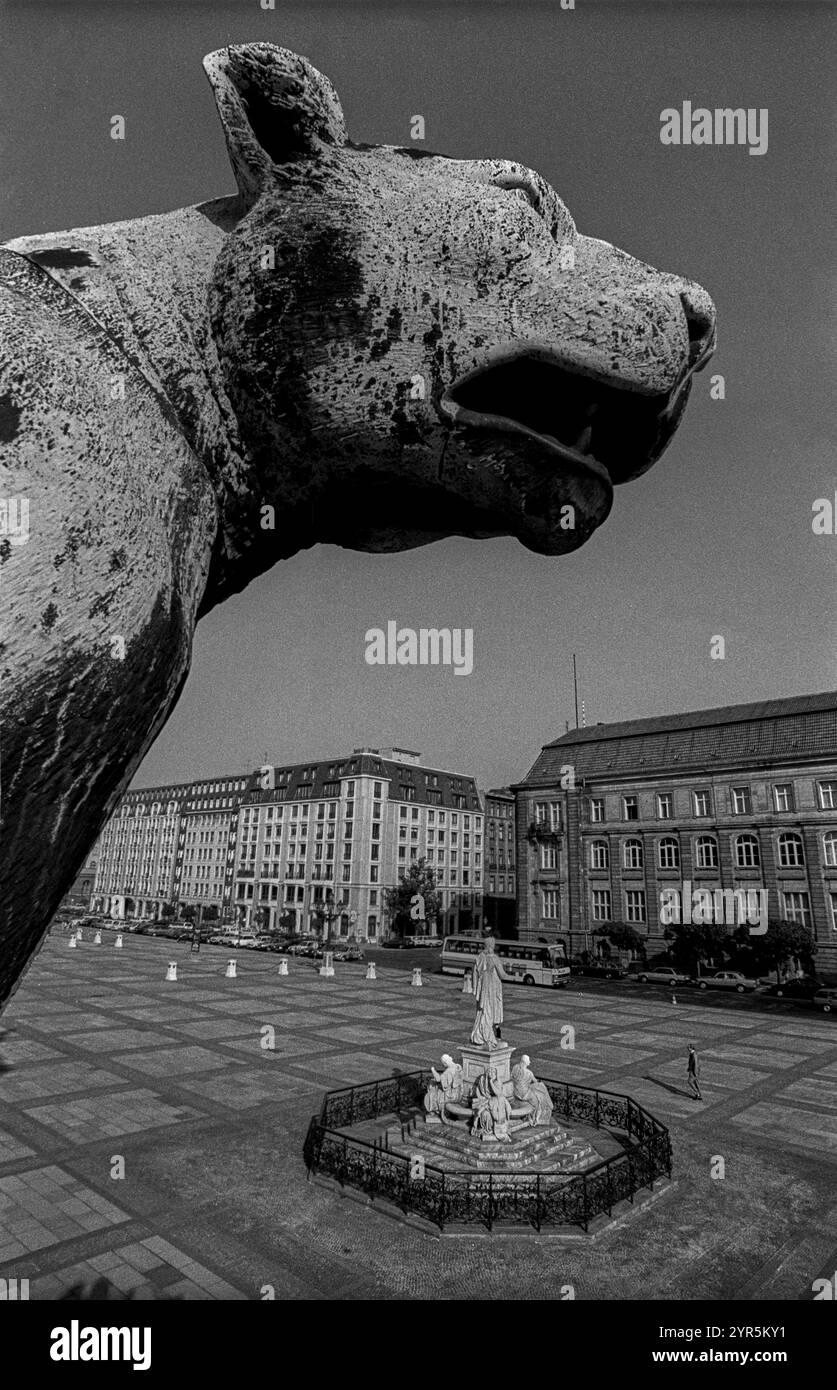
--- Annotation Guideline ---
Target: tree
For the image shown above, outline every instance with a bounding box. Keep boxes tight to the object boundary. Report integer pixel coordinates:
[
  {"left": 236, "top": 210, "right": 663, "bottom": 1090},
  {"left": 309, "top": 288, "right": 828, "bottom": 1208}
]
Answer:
[
  {"left": 731, "top": 918, "right": 816, "bottom": 983},
  {"left": 593, "top": 922, "right": 645, "bottom": 957},
  {"left": 179, "top": 904, "right": 196, "bottom": 923},
  {"left": 663, "top": 920, "right": 730, "bottom": 976},
  {"left": 159, "top": 902, "right": 176, "bottom": 920},
  {"left": 384, "top": 858, "right": 441, "bottom": 938}
]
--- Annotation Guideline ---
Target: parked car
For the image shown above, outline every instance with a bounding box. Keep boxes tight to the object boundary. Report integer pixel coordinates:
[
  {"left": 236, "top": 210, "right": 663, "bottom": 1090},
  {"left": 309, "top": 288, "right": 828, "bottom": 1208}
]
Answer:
[
  {"left": 813, "top": 987, "right": 837, "bottom": 1014},
  {"left": 696, "top": 971, "right": 759, "bottom": 993},
  {"left": 633, "top": 966, "right": 692, "bottom": 986},
  {"left": 570, "top": 959, "right": 628, "bottom": 980},
  {"left": 334, "top": 946, "right": 365, "bottom": 962},
  {"left": 759, "top": 977, "right": 822, "bottom": 1001}
]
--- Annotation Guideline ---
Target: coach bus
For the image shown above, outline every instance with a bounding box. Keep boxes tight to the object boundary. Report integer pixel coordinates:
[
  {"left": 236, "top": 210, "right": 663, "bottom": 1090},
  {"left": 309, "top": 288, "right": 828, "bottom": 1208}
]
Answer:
[{"left": 440, "top": 936, "right": 570, "bottom": 988}]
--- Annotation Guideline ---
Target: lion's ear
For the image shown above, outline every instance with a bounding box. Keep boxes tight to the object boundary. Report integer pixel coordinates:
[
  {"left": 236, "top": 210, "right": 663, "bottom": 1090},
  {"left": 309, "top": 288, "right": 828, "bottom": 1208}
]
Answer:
[{"left": 203, "top": 43, "right": 347, "bottom": 203}]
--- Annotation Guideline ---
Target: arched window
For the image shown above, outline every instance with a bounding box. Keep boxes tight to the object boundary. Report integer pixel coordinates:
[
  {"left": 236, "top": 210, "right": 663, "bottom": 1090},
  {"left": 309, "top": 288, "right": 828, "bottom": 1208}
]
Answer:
[
  {"left": 658, "top": 837, "right": 680, "bottom": 870},
  {"left": 695, "top": 836, "right": 718, "bottom": 870},
  {"left": 824, "top": 832, "right": 837, "bottom": 868},
  {"left": 735, "top": 834, "right": 760, "bottom": 869},
  {"left": 591, "top": 840, "right": 609, "bottom": 870},
  {"left": 623, "top": 839, "right": 643, "bottom": 870},
  {"left": 778, "top": 832, "right": 804, "bottom": 868}
]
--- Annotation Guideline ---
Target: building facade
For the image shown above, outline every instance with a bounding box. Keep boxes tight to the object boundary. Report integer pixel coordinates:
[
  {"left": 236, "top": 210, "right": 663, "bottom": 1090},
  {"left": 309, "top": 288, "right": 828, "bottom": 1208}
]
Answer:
[
  {"left": 514, "top": 693, "right": 837, "bottom": 975},
  {"left": 483, "top": 788, "right": 516, "bottom": 935},
  {"left": 92, "top": 749, "right": 484, "bottom": 939},
  {"left": 92, "top": 774, "right": 251, "bottom": 919},
  {"left": 232, "top": 748, "right": 484, "bottom": 939}
]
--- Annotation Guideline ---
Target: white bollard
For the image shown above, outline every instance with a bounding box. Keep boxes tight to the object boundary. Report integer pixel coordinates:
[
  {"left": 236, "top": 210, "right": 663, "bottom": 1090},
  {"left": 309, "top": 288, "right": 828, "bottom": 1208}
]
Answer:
[
  {"left": 93, "top": 931, "right": 102, "bottom": 945},
  {"left": 278, "top": 958, "right": 289, "bottom": 976},
  {"left": 68, "top": 934, "right": 77, "bottom": 949},
  {"left": 166, "top": 962, "right": 177, "bottom": 981},
  {"left": 226, "top": 958, "right": 237, "bottom": 979},
  {"left": 114, "top": 934, "right": 123, "bottom": 949},
  {"left": 365, "top": 961, "right": 377, "bottom": 981},
  {"left": 411, "top": 966, "right": 423, "bottom": 987},
  {"left": 76, "top": 929, "right": 83, "bottom": 942},
  {"left": 319, "top": 951, "right": 335, "bottom": 978},
  {"left": 462, "top": 973, "right": 473, "bottom": 995}
]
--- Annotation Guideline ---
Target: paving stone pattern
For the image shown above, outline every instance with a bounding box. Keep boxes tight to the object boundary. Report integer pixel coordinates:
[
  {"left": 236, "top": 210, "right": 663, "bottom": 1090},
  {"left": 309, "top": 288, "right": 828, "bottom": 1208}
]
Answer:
[{"left": 0, "top": 937, "right": 834, "bottom": 1300}]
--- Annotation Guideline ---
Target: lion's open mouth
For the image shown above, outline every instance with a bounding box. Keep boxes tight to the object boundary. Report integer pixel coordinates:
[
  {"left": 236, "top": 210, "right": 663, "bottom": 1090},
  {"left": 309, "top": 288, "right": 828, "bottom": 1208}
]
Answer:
[{"left": 441, "top": 350, "right": 692, "bottom": 485}]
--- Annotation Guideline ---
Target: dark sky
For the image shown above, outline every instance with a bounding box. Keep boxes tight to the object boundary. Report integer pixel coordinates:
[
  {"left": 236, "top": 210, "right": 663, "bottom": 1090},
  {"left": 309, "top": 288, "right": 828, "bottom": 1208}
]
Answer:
[{"left": 3, "top": 2, "right": 834, "bottom": 791}]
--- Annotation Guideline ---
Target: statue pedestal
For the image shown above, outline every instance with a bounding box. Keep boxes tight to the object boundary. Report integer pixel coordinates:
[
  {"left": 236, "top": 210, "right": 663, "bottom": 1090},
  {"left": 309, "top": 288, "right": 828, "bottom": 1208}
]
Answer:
[{"left": 460, "top": 1042, "right": 515, "bottom": 1089}]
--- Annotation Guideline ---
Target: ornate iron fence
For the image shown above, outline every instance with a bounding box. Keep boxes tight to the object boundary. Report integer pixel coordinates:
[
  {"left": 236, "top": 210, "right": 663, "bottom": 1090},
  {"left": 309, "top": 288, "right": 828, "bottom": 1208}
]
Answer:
[{"left": 304, "top": 1073, "right": 672, "bottom": 1232}]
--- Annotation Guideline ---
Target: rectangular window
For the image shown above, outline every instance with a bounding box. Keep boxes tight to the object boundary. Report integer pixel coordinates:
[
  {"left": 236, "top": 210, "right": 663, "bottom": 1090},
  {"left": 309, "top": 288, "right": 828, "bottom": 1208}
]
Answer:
[
  {"left": 540, "top": 844, "right": 557, "bottom": 870},
  {"left": 819, "top": 782, "right": 837, "bottom": 810},
  {"left": 692, "top": 789, "right": 711, "bottom": 818},
  {"left": 773, "top": 784, "right": 793, "bottom": 812},
  {"left": 657, "top": 793, "right": 672, "bottom": 820},
  {"left": 623, "top": 796, "right": 638, "bottom": 821},
  {"left": 591, "top": 890, "right": 612, "bottom": 922},
  {"left": 590, "top": 798, "right": 605, "bottom": 823},
  {"left": 541, "top": 888, "right": 559, "bottom": 920},
  {"left": 731, "top": 787, "right": 752, "bottom": 815},
  {"left": 783, "top": 891, "right": 811, "bottom": 928},
  {"left": 829, "top": 892, "right": 837, "bottom": 932},
  {"left": 625, "top": 890, "right": 646, "bottom": 923}
]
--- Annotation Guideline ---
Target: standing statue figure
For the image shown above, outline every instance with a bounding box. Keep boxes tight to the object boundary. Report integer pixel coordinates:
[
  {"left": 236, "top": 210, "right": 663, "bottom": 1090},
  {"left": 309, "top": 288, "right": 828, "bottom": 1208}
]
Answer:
[
  {"left": 470, "top": 937, "right": 510, "bottom": 1048},
  {"left": 511, "top": 1054, "right": 554, "bottom": 1126},
  {"left": 423, "top": 1053, "right": 465, "bottom": 1123},
  {"left": 472, "top": 1066, "right": 513, "bottom": 1142}
]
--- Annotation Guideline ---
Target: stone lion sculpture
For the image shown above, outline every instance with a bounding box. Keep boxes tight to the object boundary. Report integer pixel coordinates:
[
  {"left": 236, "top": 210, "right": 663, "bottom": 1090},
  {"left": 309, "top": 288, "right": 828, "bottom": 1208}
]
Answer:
[{"left": 0, "top": 43, "right": 715, "bottom": 1007}]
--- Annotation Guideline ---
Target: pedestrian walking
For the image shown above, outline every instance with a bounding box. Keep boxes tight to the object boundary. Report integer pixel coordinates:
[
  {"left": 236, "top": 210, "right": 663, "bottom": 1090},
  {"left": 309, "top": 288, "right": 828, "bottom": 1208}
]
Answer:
[{"left": 686, "top": 1043, "right": 703, "bottom": 1100}]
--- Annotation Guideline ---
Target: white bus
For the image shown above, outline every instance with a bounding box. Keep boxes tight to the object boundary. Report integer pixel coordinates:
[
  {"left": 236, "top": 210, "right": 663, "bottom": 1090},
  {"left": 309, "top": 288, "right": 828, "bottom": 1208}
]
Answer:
[{"left": 441, "top": 936, "right": 571, "bottom": 988}]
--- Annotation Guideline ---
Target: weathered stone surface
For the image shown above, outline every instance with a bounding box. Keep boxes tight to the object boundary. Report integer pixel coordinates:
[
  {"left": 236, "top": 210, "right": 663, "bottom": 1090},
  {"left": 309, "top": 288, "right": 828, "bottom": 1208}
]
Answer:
[{"left": 0, "top": 43, "right": 715, "bottom": 1008}]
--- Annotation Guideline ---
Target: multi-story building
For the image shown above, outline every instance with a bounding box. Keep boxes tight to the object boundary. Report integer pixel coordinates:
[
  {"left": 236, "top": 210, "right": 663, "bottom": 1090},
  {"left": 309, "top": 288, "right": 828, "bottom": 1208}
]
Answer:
[
  {"left": 58, "top": 850, "right": 98, "bottom": 912},
  {"left": 93, "top": 774, "right": 251, "bottom": 918},
  {"left": 232, "top": 748, "right": 484, "bottom": 939},
  {"left": 514, "top": 693, "right": 837, "bottom": 975},
  {"left": 92, "top": 750, "right": 484, "bottom": 939},
  {"left": 483, "top": 788, "right": 516, "bottom": 935}
]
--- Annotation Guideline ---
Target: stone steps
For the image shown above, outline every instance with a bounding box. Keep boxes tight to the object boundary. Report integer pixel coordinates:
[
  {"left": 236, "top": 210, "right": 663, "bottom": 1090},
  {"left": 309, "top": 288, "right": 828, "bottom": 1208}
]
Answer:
[{"left": 384, "top": 1119, "right": 599, "bottom": 1174}]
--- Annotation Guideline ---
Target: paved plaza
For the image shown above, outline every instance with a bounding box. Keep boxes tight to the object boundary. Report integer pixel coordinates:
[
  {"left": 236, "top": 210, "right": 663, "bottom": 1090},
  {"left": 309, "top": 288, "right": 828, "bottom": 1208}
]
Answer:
[{"left": 0, "top": 935, "right": 835, "bottom": 1300}]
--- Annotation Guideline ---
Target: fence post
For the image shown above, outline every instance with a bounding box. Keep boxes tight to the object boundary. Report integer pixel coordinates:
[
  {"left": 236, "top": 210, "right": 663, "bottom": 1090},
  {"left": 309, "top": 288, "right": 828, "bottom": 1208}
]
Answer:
[
  {"left": 581, "top": 1173, "right": 589, "bottom": 1233},
  {"left": 594, "top": 1091, "right": 600, "bottom": 1129},
  {"left": 438, "top": 1172, "right": 446, "bottom": 1232},
  {"left": 488, "top": 1174, "right": 494, "bottom": 1232},
  {"left": 535, "top": 1174, "right": 541, "bottom": 1233}
]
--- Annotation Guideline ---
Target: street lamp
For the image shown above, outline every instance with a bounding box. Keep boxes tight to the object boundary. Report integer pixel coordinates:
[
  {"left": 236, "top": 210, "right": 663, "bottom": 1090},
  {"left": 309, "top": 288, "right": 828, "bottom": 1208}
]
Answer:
[{"left": 314, "top": 889, "right": 353, "bottom": 948}]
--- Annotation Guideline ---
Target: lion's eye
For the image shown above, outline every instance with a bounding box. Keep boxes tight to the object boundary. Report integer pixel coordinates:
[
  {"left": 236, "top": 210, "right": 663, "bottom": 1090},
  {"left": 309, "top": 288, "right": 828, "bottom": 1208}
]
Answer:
[{"left": 492, "top": 174, "right": 542, "bottom": 213}]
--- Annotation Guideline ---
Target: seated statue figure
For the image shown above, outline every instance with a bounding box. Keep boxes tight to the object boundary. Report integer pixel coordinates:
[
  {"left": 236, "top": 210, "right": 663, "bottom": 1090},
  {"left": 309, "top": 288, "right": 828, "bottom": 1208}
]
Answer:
[
  {"left": 471, "top": 1067, "right": 513, "bottom": 1142},
  {"left": 511, "top": 1055, "right": 554, "bottom": 1126},
  {"left": 423, "top": 1053, "right": 465, "bottom": 1123}
]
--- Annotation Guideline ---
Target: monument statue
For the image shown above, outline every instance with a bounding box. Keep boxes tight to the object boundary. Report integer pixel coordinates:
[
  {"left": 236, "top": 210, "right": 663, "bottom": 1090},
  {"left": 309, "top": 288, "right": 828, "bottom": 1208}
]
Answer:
[
  {"left": 470, "top": 937, "right": 510, "bottom": 1048},
  {"left": 423, "top": 1053, "right": 465, "bottom": 1123},
  {"left": 472, "top": 1067, "right": 513, "bottom": 1142},
  {"left": 511, "top": 1054, "right": 554, "bottom": 1126}
]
